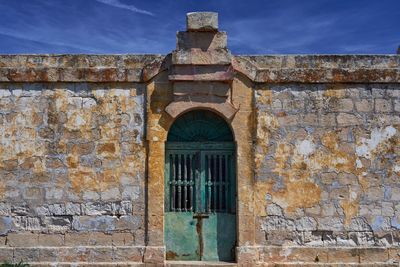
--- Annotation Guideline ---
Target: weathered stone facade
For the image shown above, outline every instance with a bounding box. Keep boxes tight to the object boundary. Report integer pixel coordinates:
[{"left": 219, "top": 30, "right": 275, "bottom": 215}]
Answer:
[{"left": 0, "top": 12, "right": 399, "bottom": 266}]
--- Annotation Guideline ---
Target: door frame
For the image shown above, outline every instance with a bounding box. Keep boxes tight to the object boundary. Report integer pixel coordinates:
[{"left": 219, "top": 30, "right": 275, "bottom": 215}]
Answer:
[{"left": 144, "top": 74, "right": 256, "bottom": 264}]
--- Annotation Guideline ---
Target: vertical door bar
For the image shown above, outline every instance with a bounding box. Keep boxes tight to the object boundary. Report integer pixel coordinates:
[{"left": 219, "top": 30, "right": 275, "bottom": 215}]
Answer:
[
  {"left": 206, "top": 155, "right": 211, "bottom": 212},
  {"left": 195, "top": 152, "right": 202, "bottom": 213},
  {"left": 189, "top": 154, "right": 193, "bottom": 211},
  {"left": 229, "top": 154, "right": 235, "bottom": 213},
  {"left": 218, "top": 155, "right": 223, "bottom": 212},
  {"left": 213, "top": 155, "right": 217, "bottom": 212},
  {"left": 199, "top": 151, "right": 206, "bottom": 213},
  {"left": 171, "top": 154, "right": 176, "bottom": 211},
  {"left": 183, "top": 154, "right": 188, "bottom": 211},
  {"left": 224, "top": 154, "right": 229, "bottom": 212},
  {"left": 177, "top": 155, "right": 182, "bottom": 211}
]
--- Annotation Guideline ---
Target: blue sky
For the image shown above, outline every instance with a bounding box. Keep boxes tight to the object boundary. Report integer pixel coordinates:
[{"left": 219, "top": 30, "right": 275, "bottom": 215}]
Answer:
[{"left": 0, "top": 0, "right": 399, "bottom": 54}]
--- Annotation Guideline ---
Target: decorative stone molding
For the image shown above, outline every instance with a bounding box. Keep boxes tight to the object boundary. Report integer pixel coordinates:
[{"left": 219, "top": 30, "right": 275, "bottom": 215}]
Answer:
[
  {"left": 164, "top": 81, "right": 238, "bottom": 121},
  {"left": 165, "top": 12, "right": 239, "bottom": 120},
  {"left": 0, "top": 55, "right": 398, "bottom": 83}
]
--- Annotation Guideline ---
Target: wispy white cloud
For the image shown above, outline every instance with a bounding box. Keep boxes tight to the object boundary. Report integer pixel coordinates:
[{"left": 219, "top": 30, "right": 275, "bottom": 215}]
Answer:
[
  {"left": 0, "top": 0, "right": 397, "bottom": 54},
  {"left": 94, "top": 0, "right": 154, "bottom": 16},
  {"left": 0, "top": 31, "right": 96, "bottom": 53}
]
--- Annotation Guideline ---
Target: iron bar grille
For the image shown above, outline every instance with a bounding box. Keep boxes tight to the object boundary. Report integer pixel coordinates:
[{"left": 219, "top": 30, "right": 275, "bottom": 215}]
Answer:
[
  {"left": 205, "top": 154, "right": 232, "bottom": 213},
  {"left": 166, "top": 148, "right": 235, "bottom": 214},
  {"left": 168, "top": 153, "right": 196, "bottom": 212}
]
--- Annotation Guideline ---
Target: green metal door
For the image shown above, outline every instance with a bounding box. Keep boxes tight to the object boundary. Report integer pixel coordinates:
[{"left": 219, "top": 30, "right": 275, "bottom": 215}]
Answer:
[
  {"left": 164, "top": 110, "right": 236, "bottom": 262},
  {"left": 165, "top": 143, "right": 236, "bottom": 261}
]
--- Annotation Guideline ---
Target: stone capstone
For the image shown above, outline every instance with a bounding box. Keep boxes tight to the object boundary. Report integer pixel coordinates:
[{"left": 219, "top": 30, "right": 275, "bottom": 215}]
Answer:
[{"left": 186, "top": 12, "right": 218, "bottom": 32}]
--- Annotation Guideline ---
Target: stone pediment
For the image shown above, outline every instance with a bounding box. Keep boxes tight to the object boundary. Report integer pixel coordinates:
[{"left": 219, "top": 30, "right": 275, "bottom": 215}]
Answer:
[{"left": 165, "top": 12, "right": 239, "bottom": 120}]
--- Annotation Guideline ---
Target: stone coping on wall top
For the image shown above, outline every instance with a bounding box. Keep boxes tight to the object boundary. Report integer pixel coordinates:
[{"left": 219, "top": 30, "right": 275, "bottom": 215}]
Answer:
[{"left": 0, "top": 54, "right": 398, "bottom": 83}]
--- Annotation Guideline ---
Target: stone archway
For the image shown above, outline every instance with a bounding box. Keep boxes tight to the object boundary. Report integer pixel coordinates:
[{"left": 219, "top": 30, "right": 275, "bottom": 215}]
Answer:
[
  {"left": 143, "top": 12, "right": 257, "bottom": 265},
  {"left": 164, "top": 109, "right": 237, "bottom": 261}
]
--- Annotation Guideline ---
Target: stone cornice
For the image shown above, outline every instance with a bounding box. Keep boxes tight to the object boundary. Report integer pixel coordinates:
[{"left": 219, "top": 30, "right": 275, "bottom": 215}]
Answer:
[
  {"left": 0, "top": 54, "right": 167, "bottom": 83},
  {"left": 233, "top": 55, "right": 400, "bottom": 83},
  {"left": 0, "top": 54, "right": 398, "bottom": 83}
]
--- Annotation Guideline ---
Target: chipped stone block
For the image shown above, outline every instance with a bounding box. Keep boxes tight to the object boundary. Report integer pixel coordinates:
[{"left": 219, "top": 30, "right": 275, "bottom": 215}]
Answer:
[
  {"left": 375, "top": 98, "right": 393, "bottom": 112},
  {"left": 265, "top": 230, "right": 303, "bottom": 246},
  {"left": 57, "top": 247, "right": 90, "bottom": 262},
  {"left": 14, "top": 248, "right": 40, "bottom": 262},
  {"left": 64, "top": 232, "right": 111, "bottom": 246},
  {"left": 114, "top": 246, "right": 145, "bottom": 262},
  {"left": 101, "top": 187, "right": 121, "bottom": 201},
  {"left": 359, "top": 247, "right": 389, "bottom": 263},
  {"left": 348, "top": 231, "right": 375, "bottom": 246},
  {"left": 72, "top": 215, "right": 116, "bottom": 233},
  {"left": 375, "top": 231, "right": 394, "bottom": 246},
  {"left": 288, "top": 247, "right": 328, "bottom": 263},
  {"left": 394, "top": 99, "right": 400, "bottom": 112},
  {"left": 262, "top": 216, "right": 296, "bottom": 231},
  {"left": 38, "top": 233, "right": 64, "bottom": 246},
  {"left": 295, "top": 216, "right": 317, "bottom": 231},
  {"left": 112, "top": 232, "right": 135, "bottom": 246},
  {"left": 12, "top": 216, "right": 41, "bottom": 231},
  {"left": 81, "top": 201, "right": 133, "bottom": 216},
  {"left": 7, "top": 232, "right": 39, "bottom": 247},
  {"left": 42, "top": 216, "right": 72, "bottom": 232},
  {"left": 0, "top": 216, "right": 12, "bottom": 235},
  {"left": 176, "top": 32, "right": 227, "bottom": 51},
  {"left": 186, "top": 12, "right": 218, "bottom": 32},
  {"left": 327, "top": 248, "right": 359, "bottom": 263},
  {"left": 355, "top": 99, "right": 374, "bottom": 112},
  {"left": 0, "top": 247, "right": 13, "bottom": 262},
  {"left": 122, "top": 186, "right": 141, "bottom": 200},
  {"left": 337, "top": 113, "right": 364, "bottom": 126},
  {"left": 144, "top": 246, "right": 165, "bottom": 264}
]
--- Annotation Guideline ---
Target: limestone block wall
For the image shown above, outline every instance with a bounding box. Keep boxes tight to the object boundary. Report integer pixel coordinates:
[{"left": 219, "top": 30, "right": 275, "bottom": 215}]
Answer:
[
  {"left": 254, "top": 83, "right": 400, "bottom": 263},
  {"left": 0, "top": 83, "right": 146, "bottom": 263},
  {"left": 0, "top": 48, "right": 398, "bottom": 265}
]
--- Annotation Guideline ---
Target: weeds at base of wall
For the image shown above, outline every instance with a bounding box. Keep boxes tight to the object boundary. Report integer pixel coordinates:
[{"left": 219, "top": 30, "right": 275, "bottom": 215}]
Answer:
[{"left": 0, "top": 261, "right": 29, "bottom": 267}]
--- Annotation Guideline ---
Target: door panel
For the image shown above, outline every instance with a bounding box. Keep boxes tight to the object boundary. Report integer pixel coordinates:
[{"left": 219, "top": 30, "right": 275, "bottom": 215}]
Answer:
[
  {"left": 203, "top": 152, "right": 235, "bottom": 214},
  {"left": 165, "top": 212, "right": 199, "bottom": 260},
  {"left": 202, "top": 213, "right": 236, "bottom": 261},
  {"left": 165, "top": 143, "right": 236, "bottom": 261},
  {"left": 202, "top": 151, "right": 236, "bottom": 261}
]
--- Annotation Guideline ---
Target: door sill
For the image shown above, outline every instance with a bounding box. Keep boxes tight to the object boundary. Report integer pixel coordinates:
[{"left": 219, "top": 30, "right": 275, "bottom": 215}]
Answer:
[{"left": 165, "top": 261, "right": 236, "bottom": 266}]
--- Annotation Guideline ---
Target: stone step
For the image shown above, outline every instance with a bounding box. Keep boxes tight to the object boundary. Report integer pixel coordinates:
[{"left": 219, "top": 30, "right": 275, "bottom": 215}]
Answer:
[
  {"left": 25, "top": 261, "right": 399, "bottom": 267},
  {"left": 28, "top": 262, "right": 144, "bottom": 267},
  {"left": 166, "top": 261, "right": 236, "bottom": 267}
]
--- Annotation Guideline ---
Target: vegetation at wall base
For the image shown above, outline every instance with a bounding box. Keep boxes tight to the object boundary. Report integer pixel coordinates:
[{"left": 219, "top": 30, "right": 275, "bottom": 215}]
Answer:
[{"left": 0, "top": 261, "right": 29, "bottom": 267}]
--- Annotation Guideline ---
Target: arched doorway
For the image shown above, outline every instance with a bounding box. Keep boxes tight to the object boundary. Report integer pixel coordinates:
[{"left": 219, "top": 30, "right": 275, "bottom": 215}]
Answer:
[{"left": 164, "top": 110, "right": 236, "bottom": 262}]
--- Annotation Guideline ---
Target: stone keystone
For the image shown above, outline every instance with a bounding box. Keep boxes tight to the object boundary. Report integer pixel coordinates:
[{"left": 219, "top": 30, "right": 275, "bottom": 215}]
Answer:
[{"left": 186, "top": 12, "right": 218, "bottom": 32}]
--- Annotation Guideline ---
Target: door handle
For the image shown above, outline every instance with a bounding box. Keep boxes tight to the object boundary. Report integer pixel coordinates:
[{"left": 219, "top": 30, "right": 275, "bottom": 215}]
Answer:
[{"left": 193, "top": 213, "right": 209, "bottom": 219}]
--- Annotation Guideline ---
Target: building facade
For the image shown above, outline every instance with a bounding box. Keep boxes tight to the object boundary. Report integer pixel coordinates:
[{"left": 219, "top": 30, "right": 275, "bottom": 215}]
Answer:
[{"left": 0, "top": 12, "right": 399, "bottom": 266}]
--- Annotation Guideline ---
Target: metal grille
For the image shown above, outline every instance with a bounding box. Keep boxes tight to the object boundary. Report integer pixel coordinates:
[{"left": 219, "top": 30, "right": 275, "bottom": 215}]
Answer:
[
  {"left": 167, "top": 152, "right": 197, "bottom": 212},
  {"left": 205, "top": 153, "right": 232, "bottom": 213},
  {"left": 166, "top": 143, "right": 235, "bottom": 214}
]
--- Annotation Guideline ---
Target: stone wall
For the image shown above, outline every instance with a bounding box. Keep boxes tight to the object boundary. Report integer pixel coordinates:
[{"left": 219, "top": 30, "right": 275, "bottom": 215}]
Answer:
[
  {"left": 254, "top": 83, "right": 400, "bottom": 263},
  {"left": 0, "top": 83, "right": 146, "bottom": 263}
]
